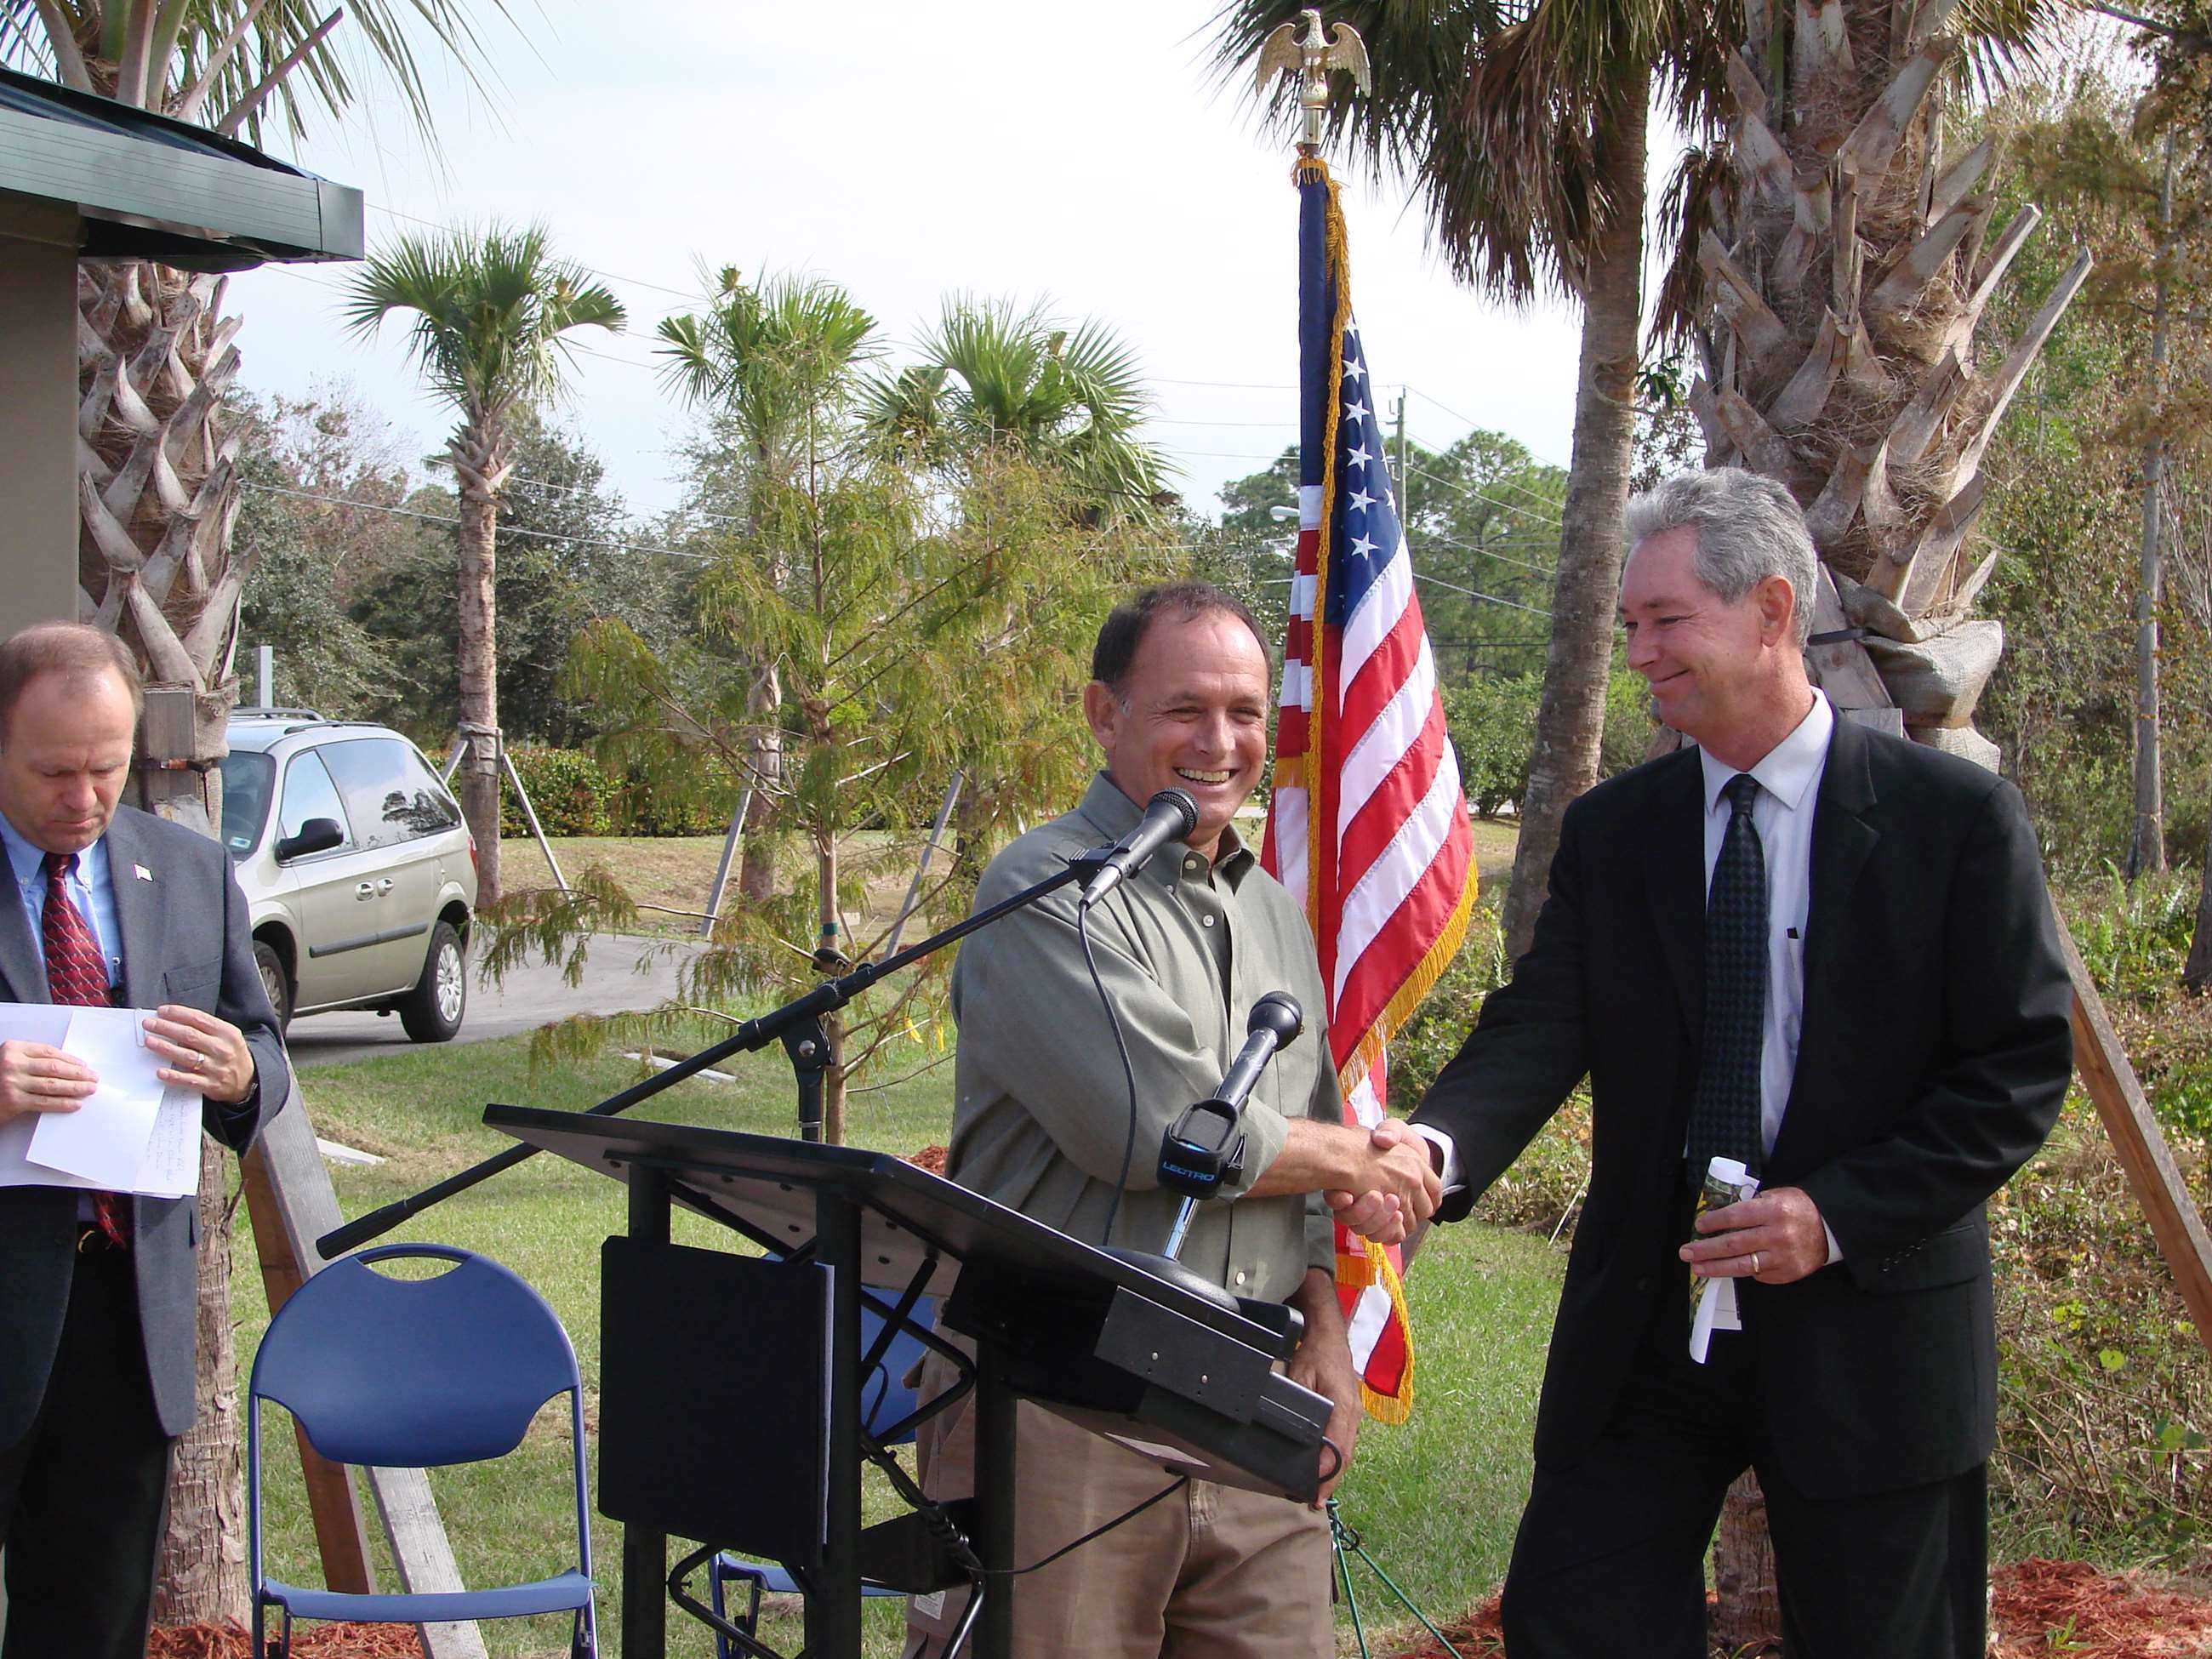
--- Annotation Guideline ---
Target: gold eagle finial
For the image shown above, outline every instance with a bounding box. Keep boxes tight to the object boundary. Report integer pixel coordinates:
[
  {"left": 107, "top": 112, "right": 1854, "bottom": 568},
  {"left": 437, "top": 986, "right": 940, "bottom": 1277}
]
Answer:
[{"left": 1253, "top": 9, "right": 1372, "bottom": 151}]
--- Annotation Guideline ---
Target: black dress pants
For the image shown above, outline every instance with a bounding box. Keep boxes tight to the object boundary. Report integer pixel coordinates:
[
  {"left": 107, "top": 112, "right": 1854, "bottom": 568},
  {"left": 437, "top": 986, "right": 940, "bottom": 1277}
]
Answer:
[
  {"left": 1501, "top": 1280, "right": 1987, "bottom": 1659},
  {"left": 0, "top": 1246, "right": 174, "bottom": 1659}
]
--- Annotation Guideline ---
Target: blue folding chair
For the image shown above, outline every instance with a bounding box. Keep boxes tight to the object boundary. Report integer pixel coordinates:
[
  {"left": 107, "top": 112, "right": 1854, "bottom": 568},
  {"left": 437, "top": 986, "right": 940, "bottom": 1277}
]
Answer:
[
  {"left": 709, "top": 1295, "right": 938, "bottom": 1657},
  {"left": 248, "top": 1244, "right": 597, "bottom": 1658}
]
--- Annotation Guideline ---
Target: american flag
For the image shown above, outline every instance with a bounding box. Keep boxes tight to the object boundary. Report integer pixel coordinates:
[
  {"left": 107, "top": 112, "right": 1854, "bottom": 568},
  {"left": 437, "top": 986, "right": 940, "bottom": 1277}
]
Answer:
[{"left": 1261, "top": 157, "right": 1477, "bottom": 1423}]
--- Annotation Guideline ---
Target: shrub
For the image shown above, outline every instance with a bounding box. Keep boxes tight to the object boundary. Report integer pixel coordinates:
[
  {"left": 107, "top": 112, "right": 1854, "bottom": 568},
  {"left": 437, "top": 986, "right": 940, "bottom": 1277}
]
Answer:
[
  {"left": 1989, "top": 873, "right": 2212, "bottom": 1559},
  {"left": 502, "top": 745, "right": 614, "bottom": 838}
]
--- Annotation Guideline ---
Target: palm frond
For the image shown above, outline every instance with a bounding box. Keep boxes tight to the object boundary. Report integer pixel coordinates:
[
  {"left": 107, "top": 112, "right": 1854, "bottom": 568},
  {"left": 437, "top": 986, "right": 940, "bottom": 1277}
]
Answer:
[{"left": 341, "top": 222, "right": 627, "bottom": 430}]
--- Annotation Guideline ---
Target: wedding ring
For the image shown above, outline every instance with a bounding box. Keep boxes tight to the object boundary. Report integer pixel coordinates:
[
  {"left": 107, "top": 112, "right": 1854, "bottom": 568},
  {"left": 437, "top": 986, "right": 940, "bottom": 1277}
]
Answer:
[{"left": 1749, "top": 1251, "right": 1761, "bottom": 1276}]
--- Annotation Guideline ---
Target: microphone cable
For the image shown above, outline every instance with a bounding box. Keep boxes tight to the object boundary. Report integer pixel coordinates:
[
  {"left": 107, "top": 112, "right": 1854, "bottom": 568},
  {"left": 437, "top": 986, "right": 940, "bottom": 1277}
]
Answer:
[{"left": 1077, "top": 900, "right": 1143, "bottom": 1248}]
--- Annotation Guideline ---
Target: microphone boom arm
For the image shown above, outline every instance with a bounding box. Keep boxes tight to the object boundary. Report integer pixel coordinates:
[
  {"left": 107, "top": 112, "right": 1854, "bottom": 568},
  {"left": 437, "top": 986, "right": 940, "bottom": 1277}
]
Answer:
[{"left": 316, "top": 854, "right": 1099, "bottom": 1260}]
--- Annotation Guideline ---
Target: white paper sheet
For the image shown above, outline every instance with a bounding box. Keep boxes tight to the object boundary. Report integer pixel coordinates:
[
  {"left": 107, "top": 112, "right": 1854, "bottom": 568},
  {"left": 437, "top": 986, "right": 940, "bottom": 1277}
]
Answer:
[
  {"left": 1689, "top": 1276, "right": 1742, "bottom": 1365},
  {"left": 0, "top": 1003, "right": 200, "bottom": 1199}
]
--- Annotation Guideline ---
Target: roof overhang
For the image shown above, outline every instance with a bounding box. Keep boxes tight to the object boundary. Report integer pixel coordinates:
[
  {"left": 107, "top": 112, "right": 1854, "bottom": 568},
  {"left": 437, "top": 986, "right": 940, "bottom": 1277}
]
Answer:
[{"left": 0, "top": 66, "right": 362, "bottom": 272}]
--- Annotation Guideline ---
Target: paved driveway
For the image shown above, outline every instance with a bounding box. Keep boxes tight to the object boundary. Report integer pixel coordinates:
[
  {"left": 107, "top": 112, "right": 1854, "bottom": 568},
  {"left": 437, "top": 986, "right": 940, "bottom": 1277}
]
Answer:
[{"left": 285, "top": 933, "right": 703, "bottom": 1068}]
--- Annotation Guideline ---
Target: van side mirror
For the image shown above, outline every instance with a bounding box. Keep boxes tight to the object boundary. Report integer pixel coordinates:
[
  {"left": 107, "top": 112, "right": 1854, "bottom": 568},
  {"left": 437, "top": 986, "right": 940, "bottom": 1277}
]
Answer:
[{"left": 274, "top": 817, "right": 344, "bottom": 863}]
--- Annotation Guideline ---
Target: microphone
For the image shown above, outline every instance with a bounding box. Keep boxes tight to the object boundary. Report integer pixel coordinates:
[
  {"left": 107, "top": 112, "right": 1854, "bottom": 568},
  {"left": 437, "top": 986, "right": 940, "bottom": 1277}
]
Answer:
[
  {"left": 1076, "top": 789, "right": 1199, "bottom": 909},
  {"left": 1157, "top": 992, "right": 1305, "bottom": 1259},
  {"left": 1209, "top": 992, "right": 1304, "bottom": 1123}
]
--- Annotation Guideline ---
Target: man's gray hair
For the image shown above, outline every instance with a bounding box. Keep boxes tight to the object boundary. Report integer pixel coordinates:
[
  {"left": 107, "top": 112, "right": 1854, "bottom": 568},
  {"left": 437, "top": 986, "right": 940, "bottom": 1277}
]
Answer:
[{"left": 1624, "top": 467, "right": 1819, "bottom": 647}]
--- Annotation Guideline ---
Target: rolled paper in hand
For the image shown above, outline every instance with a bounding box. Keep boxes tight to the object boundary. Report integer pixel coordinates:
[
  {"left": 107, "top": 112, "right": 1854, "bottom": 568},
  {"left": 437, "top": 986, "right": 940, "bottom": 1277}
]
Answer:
[{"left": 1689, "top": 1156, "right": 1760, "bottom": 1364}]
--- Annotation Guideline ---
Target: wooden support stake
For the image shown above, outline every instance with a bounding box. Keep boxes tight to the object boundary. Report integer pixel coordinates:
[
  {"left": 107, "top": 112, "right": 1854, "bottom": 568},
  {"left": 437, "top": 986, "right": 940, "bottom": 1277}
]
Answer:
[
  {"left": 2055, "top": 909, "right": 2212, "bottom": 1355},
  {"left": 248, "top": 1077, "right": 489, "bottom": 1659},
  {"left": 241, "top": 1147, "right": 374, "bottom": 1596}
]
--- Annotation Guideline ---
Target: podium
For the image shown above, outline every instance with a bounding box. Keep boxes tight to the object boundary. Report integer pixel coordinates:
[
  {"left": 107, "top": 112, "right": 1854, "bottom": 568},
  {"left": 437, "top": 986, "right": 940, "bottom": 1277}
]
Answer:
[{"left": 486, "top": 1106, "right": 1332, "bottom": 1659}]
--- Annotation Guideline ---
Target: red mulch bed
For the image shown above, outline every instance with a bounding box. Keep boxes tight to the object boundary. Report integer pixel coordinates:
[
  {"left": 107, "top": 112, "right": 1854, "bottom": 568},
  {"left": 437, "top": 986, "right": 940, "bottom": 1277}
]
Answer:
[
  {"left": 150, "top": 1625, "right": 422, "bottom": 1657},
  {"left": 1991, "top": 1558, "right": 2212, "bottom": 1656},
  {"left": 908, "top": 1143, "right": 949, "bottom": 1174},
  {"left": 1380, "top": 1562, "right": 2212, "bottom": 1659}
]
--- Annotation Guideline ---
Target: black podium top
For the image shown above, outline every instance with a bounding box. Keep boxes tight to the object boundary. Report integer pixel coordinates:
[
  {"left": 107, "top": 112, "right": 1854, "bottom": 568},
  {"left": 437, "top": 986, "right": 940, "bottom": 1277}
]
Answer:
[{"left": 484, "top": 1105, "right": 1286, "bottom": 1347}]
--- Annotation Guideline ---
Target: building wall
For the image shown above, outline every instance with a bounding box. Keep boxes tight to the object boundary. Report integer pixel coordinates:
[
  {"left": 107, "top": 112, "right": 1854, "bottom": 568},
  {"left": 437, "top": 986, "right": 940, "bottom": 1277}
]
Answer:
[{"left": 0, "top": 195, "right": 83, "bottom": 641}]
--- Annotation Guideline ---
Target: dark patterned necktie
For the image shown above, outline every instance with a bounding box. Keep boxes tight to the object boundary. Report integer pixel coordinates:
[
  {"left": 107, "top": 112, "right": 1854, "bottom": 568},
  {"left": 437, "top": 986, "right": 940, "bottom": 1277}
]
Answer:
[
  {"left": 1688, "top": 773, "right": 1766, "bottom": 1186},
  {"left": 43, "top": 852, "right": 129, "bottom": 1246}
]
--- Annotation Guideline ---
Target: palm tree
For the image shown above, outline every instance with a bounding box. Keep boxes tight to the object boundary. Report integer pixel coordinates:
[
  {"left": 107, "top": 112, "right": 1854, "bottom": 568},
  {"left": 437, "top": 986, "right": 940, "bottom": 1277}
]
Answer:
[
  {"left": 656, "top": 270, "right": 881, "bottom": 903},
  {"left": 861, "top": 294, "right": 1172, "bottom": 516},
  {"left": 342, "top": 225, "right": 625, "bottom": 904},
  {"left": 1657, "top": 3, "right": 2088, "bottom": 770},
  {"left": 1, "top": 1, "right": 516, "bottom": 1624},
  {"left": 1211, "top": 0, "right": 1738, "bottom": 961}
]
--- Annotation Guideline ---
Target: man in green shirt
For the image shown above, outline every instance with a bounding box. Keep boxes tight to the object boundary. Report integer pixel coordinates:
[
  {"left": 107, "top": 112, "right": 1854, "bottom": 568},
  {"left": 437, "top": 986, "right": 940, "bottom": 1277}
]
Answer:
[{"left": 903, "top": 582, "right": 1440, "bottom": 1659}]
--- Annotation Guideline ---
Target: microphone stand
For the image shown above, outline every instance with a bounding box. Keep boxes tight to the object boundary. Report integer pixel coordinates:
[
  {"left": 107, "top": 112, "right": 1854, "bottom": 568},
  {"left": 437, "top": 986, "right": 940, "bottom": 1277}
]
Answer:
[{"left": 318, "top": 851, "right": 1117, "bottom": 1260}]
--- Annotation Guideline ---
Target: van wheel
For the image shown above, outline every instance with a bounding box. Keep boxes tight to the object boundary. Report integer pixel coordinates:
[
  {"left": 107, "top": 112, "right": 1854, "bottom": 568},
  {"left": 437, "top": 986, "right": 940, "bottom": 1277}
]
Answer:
[
  {"left": 254, "top": 941, "right": 292, "bottom": 1033},
  {"left": 399, "top": 921, "right": 466, "bottom": 1043}
]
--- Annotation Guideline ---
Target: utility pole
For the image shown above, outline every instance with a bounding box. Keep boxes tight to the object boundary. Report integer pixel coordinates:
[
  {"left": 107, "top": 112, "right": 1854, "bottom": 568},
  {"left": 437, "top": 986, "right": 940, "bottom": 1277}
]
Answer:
[{"left": 1394, "top": 387, "right": 1409, "bottom": 522}]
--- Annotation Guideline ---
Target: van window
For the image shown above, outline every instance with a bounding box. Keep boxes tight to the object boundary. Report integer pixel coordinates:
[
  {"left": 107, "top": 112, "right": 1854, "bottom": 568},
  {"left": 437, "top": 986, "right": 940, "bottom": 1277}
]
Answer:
[
  {"left": 318, "top": 738, "right": 458, "bottom": 849},
  {"left": 279, "top": 752, "right": 355, "bottom": 852},
  {"left": 219, "top": 751, "right": 274, "bottom": 858}
]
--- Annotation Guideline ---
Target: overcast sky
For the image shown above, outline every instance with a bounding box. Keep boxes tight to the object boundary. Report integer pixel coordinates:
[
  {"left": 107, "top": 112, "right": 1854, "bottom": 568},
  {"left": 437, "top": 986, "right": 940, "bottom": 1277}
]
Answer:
[{"left": 225, "top": 0, "right": 1588, "bottom": 524}]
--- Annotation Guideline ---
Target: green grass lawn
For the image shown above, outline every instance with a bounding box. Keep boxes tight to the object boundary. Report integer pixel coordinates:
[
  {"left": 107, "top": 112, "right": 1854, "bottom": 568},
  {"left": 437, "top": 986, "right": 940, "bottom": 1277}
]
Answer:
[{"left": 247, "top": 1034, "right": 1559, "bottom": 1657}]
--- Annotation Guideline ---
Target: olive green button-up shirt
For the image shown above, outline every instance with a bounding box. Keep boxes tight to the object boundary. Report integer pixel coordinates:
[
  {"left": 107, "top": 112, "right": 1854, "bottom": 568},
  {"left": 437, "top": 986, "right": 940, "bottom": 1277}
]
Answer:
[{"left": 946, "top": 774, "right": 1342, "bottom": 1306}]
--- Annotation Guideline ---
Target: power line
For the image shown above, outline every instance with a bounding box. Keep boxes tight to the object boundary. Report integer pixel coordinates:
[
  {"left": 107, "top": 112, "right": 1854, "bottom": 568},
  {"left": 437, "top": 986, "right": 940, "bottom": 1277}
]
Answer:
[
  {"left": 1413, "top": 572, "right": 1551, "bottom": 617},
  {"left": 236, "top": 480, "right": 712, "bottom": 562},
  {"left": 1145, "top": 418, "right": 1299, "bottom": 430},
  {"left": 1154, "top": 376, "right": 1297, "bottom": 392},
  {"left": 506, "top": 471, "right": 758, "bottom": 535},
  {"left": 362, "top": 202, "right": 708, "bottom": 310},
  {"left": 1415, "top": 529, "right": 1557, "bottom": 580},
  {"left": 1404, "top": 461, "right": 1564, "bottom": 533}
]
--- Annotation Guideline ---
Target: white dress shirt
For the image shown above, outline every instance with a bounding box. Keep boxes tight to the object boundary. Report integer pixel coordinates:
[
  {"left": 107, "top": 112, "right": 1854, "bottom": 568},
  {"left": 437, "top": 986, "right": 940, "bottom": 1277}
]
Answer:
[{"left": 1416, "top": 693, "right": 1842, "bottom": 1258}]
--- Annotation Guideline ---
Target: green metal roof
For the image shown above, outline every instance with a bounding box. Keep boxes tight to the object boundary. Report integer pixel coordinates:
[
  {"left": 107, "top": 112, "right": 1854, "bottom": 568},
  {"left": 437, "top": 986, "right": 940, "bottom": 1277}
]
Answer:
[{"left": 0, "top": 66, "right": 362, "bottom": 271}]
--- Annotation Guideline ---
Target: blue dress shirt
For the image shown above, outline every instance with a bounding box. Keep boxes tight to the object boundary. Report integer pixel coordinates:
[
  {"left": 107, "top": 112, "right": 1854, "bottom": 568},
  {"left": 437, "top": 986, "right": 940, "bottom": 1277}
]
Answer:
[{"left": 0, "top": 813, "right": 123, "bottom": 993}]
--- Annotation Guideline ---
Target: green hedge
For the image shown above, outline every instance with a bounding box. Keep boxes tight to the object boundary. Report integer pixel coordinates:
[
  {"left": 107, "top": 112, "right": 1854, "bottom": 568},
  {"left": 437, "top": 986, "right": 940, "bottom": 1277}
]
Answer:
[{"left": 500, "top": 745, "right": 727, "bottom": 837}]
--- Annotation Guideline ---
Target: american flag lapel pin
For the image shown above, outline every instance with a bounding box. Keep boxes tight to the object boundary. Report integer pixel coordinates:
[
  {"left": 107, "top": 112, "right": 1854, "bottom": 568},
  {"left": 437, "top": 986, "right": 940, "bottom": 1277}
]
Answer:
[{"left": 134, "top": 863, "right": 152, "bottom": 881}]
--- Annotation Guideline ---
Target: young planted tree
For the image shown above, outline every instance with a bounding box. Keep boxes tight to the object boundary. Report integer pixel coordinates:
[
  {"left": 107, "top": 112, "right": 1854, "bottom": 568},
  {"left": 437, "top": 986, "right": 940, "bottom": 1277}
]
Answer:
[
  {"left": 655, "top": 271, "right": 881, "bottom": 902},
  {"left": 511, "top": 445, "right": 1165, "bottom": 1143},
  {"left": 341, "top": 225, "right": 625, "bottom": 904}
]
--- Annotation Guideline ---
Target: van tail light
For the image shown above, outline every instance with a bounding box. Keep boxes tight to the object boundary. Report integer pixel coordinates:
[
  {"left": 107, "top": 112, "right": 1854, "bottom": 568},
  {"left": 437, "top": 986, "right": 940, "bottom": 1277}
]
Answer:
[{"left": 466, "top": 829, "right": 478, "bottom": 875}]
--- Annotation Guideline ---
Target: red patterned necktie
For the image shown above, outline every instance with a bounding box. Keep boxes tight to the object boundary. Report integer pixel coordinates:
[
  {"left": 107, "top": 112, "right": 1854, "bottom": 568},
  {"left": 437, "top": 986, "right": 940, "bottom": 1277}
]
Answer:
[{"left": 43, "top": 852, "right": 128, "bottom": 1247}]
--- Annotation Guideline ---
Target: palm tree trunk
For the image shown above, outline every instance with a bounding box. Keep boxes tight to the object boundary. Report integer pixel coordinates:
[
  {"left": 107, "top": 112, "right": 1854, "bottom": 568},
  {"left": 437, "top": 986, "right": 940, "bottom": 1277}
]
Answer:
[
  {"left": 80, "top": 254, "right": 254, "bottom": 1628},
  {"left": 453, "top": 465, "right": 503, "bottom": 904},
  {"left": 149, "top": 1137, "right": 248, "bottom": 1623},
  {"left": 1499, "top": 64, "right": 1649, "bottom": 964},
  {"left": 2129, "top": 135, "right": 2175, "bottom": 882},
  {"left": 1708, "top": 1471, "right": 1782, "bottom": 1653}
]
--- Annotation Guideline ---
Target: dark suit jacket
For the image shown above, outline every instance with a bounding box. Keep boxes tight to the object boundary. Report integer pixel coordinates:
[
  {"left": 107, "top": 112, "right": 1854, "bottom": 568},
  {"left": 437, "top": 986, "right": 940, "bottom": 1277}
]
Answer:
[
  {"left": 0, "top": 805, "right": 288, "bottom": 1448},
  {"left": 1411, "top": 718, "right": 2072, "bottom": 1500}
]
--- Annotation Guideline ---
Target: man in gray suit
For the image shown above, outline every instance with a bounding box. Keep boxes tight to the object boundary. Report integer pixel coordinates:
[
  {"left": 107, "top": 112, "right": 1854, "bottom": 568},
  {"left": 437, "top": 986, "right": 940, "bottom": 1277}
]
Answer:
[{"left": 0, "top": 623, "right": 287, "bottom": 1659}]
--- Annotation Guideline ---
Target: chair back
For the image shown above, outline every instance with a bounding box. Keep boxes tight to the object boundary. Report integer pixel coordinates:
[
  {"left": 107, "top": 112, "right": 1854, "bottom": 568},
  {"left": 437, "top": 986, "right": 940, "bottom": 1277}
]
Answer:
[
  {"left": 252, "top": 1244, "right": 579, "bottom": 1468},
  {"left": 859, "top": 1296, "right": 936, "bottom": 1443}
]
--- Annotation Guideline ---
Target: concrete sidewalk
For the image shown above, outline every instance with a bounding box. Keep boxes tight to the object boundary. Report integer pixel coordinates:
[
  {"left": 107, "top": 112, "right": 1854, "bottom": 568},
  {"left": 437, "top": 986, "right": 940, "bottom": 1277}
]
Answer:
[{"left": 285, "top": 933, "right": 703, "bottom": 1068}]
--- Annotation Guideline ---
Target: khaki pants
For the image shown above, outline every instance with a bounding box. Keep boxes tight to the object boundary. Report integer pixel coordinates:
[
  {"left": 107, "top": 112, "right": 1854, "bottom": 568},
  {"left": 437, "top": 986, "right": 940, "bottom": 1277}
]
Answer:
[{"left": 902, "top": 1354, "right": 1331, "bottom": 1659}]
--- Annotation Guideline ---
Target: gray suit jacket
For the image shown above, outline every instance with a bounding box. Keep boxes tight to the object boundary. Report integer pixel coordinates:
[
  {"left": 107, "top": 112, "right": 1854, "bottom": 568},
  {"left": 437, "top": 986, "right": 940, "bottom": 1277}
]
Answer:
[{"left": 0, "top": 804, "right": 288, "bottom": 1447}]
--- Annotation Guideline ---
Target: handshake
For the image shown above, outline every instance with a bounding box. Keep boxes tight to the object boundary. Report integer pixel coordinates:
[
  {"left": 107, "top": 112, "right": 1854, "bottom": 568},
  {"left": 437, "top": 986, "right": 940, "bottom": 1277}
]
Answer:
[{"left": 1323, "top": 1120, "right": 1442, "bottom": 1247}]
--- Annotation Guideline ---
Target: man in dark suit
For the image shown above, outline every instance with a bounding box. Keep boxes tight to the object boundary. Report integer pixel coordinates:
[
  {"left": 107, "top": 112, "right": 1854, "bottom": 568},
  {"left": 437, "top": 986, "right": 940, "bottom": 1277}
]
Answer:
[
  {"left": 0, "top": 623, "right": 288, "bottom": 1659},
  {"left": 1403, "top": 470, "right": 2072, "bottom": 1657}
]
